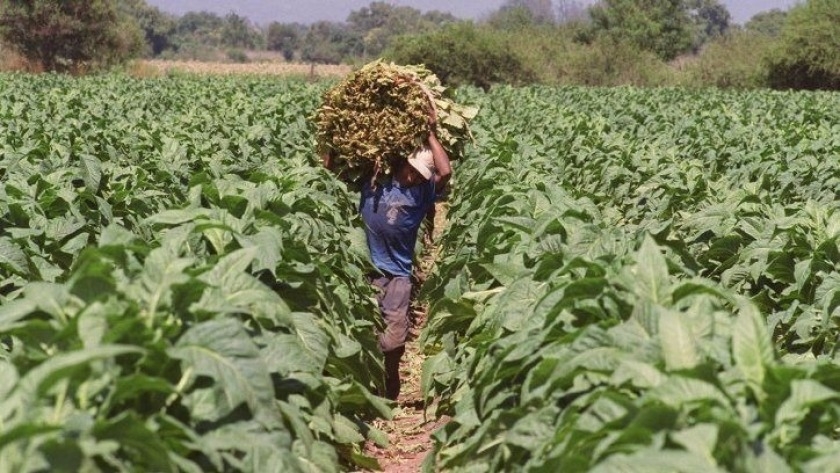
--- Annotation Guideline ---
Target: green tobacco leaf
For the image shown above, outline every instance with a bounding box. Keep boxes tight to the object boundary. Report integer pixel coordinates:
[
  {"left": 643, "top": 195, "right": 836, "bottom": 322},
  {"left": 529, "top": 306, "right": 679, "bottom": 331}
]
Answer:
[
  {"left": 240, "top": 444, "right": 307, "bottom": 473},
  {"left": 79, "top": 154, "right": 102, "bottom": 192},
  {"left": 168, "top": 319, "right": 279, "bottom": 426},
  {"left": 130, "top": 248, "right": 194, "bottom": 323},
  {"left": 333, "top": 382, "right": 393, "bottom": 419},
  {"left": 197, "top": 220, "right": 237, "bottom": 255},
  {"left": 577, "top": 393, "right": 629, "bottom": 432},
  {"left": 0, "top": 299, "right": 37, "bottom": 328},
  {"left": 610, "top": 360, "right": 666, "bottom": 389},
  {"left": 291, "top": 313, "right": 330, "bottom": 367},
  {"left": 198, "top": 420, "right": 298, "bottom": 472},
  {"left": 238, "top": 227, "right": 283, "bottom": 275},
  {"left": 0, "top": 423, "right": 61, "bottom": 453},
  {"left": 633, "top": 236, "right": 671, "bottom": 304},
  {"left": 261, "top": 333, "right": 326, "bottom": 375},
  {"left": 481, "top": 259, "right": 528, "bottom": 286},
  {"left": 77, "top": 303, "right": 108, "bottom": 348},
  {"left": 495, "top": 277, "right": 544, "bottom": 332},
  {"left": 0, "top": 237, "right": 28, "bottom": 275},
  {"left": 422, "top": 352, "right": 455, "bottom": 399},
  {"left": 745, "top": 443, "right": 793, "bottom": 473},
  {"left": 183, "top": 387, "right": 237, "bottom": 423},
  {"left": 98, "top": 224, "right": 137, "bottom": 247},
  {"left": 201, "top": 247, "right": 255, "bottom": 281},
  {"left": 39, "top": 437, "right": 85, "bottom": 473},
  {"left": 68, "top": 250, "right": 117, "bottom": 304},
  {"left": 94, "top": 412, "right": 176, "bottom": 473},
  {"left": 43, "top": 217, "right": 85, "bottom": 244},
  {"left": 60, "top": 233, "right": 90, "bottom": 257},
  {"left": 774, "top": 379, "right": 838, "bottom": 441},
  {"left": 332, "top": 414, "right": 364, "bottom": 444},
  {"left": 591, "top": 449, "right": 725, "bottom": 473},
  {"left": 347, "top": 449, "right": 381, "bottom": 471},
  {"left": 109, "top": 374, "right": 175, "bottom": 407},
  {"left": 333, "top": 332, "right": 362, "bottom": 359},
  {"left": 145, "top": 208, "right": 210, "bottom": 225},
  {"left": 659, "top": 308, "right": 700, "bottom": 371},
  {"left": 670, "top": 424, "right": 719, "bottom": 465},
  {"left": 194, "top": 247, "right": 287, "bottom": 317},
  {"left": 17, "top": 345, "right": 144, "bottom": 399},
  {"left": 732, "top": 298, "right": 774, "bottom": 397},
  {"left": 0, "top": 364, "right": 19, "bottom": 401},
  {"left": 296, "top": 440, "right": 340, "bottom": 473},
  {"left": 648, "top": 376, "right": 731, "bottom": 410},
  {"left": 672, "top": 280, "right": 728, "bottom": 303},
  {"left": 803, "top": 450, "right": 840, "bottom": 473}
]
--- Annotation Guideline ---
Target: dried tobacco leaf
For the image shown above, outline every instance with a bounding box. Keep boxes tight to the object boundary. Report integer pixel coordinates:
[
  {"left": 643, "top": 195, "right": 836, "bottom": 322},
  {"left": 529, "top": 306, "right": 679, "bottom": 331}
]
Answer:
[{"left": 313, "top": 61, "right": 476, "bottom": 182}]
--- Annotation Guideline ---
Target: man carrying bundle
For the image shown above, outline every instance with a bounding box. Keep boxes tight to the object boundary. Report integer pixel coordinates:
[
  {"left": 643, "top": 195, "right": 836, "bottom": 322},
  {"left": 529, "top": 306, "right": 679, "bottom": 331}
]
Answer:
[
  {"left": 323, "top": 107, "right": 450, "bottom": 401},
  {"left": 316, "top": 61, "right": 472, "bottom": 401}
]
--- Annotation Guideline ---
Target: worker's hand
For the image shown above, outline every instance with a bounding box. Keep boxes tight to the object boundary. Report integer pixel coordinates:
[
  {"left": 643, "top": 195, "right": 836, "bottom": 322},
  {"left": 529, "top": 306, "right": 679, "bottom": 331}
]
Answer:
[
  {"left": 321, "top": 152, "right": 334, "bottom": 171},
  {"left": 428, "top": 105, "right": 437, "bottom": 130},
  {"left": 416, "top": 82, "right": 438, "bottom": 129}
]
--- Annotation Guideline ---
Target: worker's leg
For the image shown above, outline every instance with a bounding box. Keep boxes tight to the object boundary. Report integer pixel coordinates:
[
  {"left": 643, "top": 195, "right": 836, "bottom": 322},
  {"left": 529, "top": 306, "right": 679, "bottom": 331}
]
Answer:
[{"left": 370, "top": 275, "right": 412, "bottom": 400}]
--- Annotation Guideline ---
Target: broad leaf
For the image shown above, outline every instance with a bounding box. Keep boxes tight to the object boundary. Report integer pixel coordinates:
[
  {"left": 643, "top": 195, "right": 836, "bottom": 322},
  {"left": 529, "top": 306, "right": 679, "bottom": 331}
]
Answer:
[
  {"left": 732, "top": 298, "right": 774, "bottom": 397},
  {"left": 659, "top": 308, "right": 700, "bottom": 371},
  {"left": 168, "top": 319, "right": 279, "bottom": 426}
]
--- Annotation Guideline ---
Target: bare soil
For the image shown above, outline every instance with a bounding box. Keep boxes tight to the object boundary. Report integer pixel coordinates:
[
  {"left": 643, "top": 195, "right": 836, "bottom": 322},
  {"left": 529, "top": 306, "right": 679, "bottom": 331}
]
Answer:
[{"left": 363, "top": 311, "right": 449, "bottom": 473}]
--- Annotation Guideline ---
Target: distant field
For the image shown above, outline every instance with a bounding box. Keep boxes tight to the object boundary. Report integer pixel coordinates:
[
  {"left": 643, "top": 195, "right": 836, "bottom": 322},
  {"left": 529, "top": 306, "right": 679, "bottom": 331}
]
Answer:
[{"left": 140, "top": 59, "right": 352, "bottom": 77}]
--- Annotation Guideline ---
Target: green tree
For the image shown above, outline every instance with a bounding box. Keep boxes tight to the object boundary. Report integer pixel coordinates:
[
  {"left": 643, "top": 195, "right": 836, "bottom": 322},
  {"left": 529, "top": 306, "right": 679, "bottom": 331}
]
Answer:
[
  {"left": 487, "top": 5, "right": 546, "bottom": 30},
  {"left": 346, "top": 2, "right": 455, "bottom": 58},
  {"left": 266, "top": 22, "right": 303, "bottom": 61},
  {"left": 681, "top": 30, "right": 774, "bottom": 88},
  {"left": 556, "top": 0, "right": 589, "bottom": 24},
  {"left": 497, "top": 0, "right": 556, "bottom": 24},
  {"left": 745, "top": 9, "right": 788, "bottom": 37},
  {"left": 385, "top": 22, "right": 536, "bottom": 90},
  {"left": 301, "top": 21, "right": 362, "bottom": 64},
  {"left": 584, "top": 0, "right": 694, "bottom": 61},
  {"left": 117, "top": 0, "right": 176, "bottom": 56},
  {"left": 767, "top": 0, "right": 840, "bottom": 90},
  {"left": 221, "top": 12, "right": 261, "bottom": 49},
  {"left": 687, "top": 0, "right": 731, "bottom": 50},
  {"left": 175, "top": 11, "right": 224, "bottom": 47},
  {"left": 0, "top": 0, "right": 144, "bottom": 72}
]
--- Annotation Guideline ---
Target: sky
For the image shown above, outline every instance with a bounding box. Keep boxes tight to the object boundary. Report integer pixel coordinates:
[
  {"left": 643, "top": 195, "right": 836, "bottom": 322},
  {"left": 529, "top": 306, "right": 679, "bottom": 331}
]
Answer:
[{"left": 146, "top": 0, "right": 802, "bottom": 26}]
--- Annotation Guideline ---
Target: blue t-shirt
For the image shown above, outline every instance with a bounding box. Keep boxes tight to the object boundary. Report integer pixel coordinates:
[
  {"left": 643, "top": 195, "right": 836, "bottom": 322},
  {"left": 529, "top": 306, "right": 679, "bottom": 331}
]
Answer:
[{"left": 360, "top": 178, "right": 436, "bottom": 277}]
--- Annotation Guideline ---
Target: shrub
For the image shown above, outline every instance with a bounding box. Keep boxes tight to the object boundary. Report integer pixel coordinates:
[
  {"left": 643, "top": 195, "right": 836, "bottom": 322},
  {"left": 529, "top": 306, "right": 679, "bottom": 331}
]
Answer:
[
  {"left": 226, "top": 48, "right": 248, "bottom": 63},
  {"left": 0, "top": 0, "right": 143, "bottom": 73},
  {"left": 563, "top": 36, "right": 675, "bottom": 87},
  {"left": 679, "top": 31, "right": 776, "bottom": 89},
  {"left": 483, "top": 25, "right": 582, "bottom": 85},
  {"left": 384, "top": 23, "right": 536, "bottom": 90},
  {"left": 0, "top": 41, "right": 39, "bottom": 72},
  {"left": 765, "top": 0, "right": 840, "bottom": 90}
]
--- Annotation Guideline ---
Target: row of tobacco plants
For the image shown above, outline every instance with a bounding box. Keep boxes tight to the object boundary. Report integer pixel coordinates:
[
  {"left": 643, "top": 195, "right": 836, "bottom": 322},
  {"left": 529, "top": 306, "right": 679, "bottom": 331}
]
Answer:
[
  {"left": 420, "top": 85, "right": 840, "bottom": 471},
  {"left": 0, "top": 74, "right": 392, "bottom": 471}
]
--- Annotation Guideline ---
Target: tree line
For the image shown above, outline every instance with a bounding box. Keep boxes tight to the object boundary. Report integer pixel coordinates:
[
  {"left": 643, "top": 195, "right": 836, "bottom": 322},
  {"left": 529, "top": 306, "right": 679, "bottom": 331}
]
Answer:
[{"left": 0, "top": 0, "right": 837, "bottom": 90}]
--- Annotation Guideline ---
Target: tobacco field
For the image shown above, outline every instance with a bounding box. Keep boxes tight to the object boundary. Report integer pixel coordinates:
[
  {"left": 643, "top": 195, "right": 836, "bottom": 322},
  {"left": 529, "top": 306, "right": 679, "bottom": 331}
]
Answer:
[
  {"left": 422, "top": 85, "right": 840, "bottom": 472},
  {"left": 0, "top": 74, "right": 388, "bottom": 472},
  {"left": 1, "top": 73, "right": 840, "bottom": 472}
]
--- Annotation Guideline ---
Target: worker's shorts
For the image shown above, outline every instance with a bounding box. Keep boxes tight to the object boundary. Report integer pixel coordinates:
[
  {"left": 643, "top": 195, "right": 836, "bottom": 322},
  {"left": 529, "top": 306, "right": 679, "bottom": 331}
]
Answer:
[{"left": 368, "top": 274, "right": 412, "bottom": 352}]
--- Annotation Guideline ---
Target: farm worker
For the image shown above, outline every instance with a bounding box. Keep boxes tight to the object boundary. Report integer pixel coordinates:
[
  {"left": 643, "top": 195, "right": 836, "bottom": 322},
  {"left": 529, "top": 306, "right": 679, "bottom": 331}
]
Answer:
[{"left": 322, "top": 109, "right": 451, "bottom": 401}]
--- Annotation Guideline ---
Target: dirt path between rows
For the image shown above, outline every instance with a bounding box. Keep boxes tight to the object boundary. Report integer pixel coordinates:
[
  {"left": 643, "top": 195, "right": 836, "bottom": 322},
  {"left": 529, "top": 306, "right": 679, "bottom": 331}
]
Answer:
[
  {"left": 364, "top": 311, "right": 448, "bottom": 472},
  {"left": 364, "top": 203, "right": 450, "bottom": 472}
]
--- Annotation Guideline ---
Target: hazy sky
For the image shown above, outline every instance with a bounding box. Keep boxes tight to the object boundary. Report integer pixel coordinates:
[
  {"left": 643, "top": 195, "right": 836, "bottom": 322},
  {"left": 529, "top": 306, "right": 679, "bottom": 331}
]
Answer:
[{"left": 146, "top": 0, "right": 802, "bottom": 25}]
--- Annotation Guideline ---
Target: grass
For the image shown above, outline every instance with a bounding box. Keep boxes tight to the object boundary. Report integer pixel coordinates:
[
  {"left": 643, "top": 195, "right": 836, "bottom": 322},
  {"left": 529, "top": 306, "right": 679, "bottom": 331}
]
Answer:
[{"left": 137, "top": 59, "right": 352, "bottom": 78}]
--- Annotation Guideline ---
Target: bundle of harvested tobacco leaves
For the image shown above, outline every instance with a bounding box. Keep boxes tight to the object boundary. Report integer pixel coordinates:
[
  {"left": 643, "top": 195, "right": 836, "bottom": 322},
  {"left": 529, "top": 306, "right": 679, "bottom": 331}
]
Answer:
[{"left": 313, "top": 61, "right": 477, "bottom": 182}]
